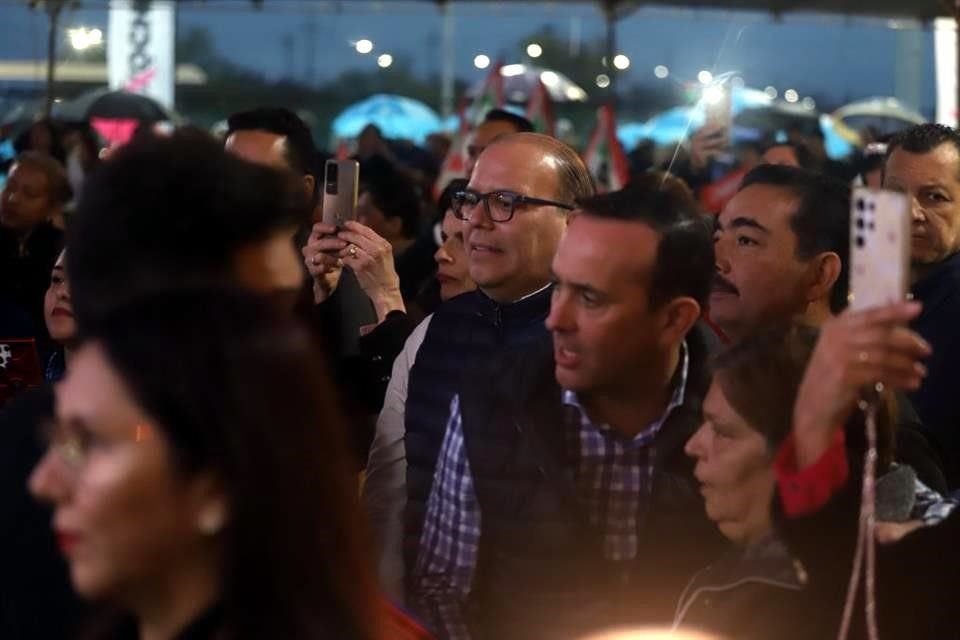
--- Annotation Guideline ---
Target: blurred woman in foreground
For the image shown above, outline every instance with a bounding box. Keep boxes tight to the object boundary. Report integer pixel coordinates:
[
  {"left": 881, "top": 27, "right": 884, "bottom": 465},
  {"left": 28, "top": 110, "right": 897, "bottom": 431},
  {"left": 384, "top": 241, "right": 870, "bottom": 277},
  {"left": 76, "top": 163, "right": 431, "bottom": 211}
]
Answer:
[{"left": 29, "top": 289, "right": 390, "bottom": 639}]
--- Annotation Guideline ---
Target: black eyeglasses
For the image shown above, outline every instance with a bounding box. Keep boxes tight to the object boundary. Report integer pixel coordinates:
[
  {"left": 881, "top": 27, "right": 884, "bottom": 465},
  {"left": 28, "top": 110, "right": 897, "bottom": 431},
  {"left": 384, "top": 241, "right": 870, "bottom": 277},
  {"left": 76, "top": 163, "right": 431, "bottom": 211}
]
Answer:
[{"left": 452, "top": 189, "right": 575, "bottom": 223}]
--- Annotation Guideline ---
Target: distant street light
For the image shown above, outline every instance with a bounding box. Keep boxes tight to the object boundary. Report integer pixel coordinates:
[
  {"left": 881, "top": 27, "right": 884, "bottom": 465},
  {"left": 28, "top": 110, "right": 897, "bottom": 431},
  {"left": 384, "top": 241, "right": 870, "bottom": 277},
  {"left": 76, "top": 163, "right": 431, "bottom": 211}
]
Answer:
[
  {"left": 784, "top": 89, "right": 800, "bottom": 103},
  {"left": 68, "top": 26, "right": 103, "bottom": 51},
  {"left": 526, "top": 43, "right": 543, "bottom": 58},
  {"left": 764, "top": 86, "right": 778, "bottom": 99},
  {"left": 595, "top": 74, "right": 611, "bottom": 88},
  {"left": 474, "top": 54, "right": 491, "bottom": 70},
  {"left": 654, "top": 65, "right": 669, "bottom": 79},
  {"left": 801, "top": 97, "right": 817, "bottom": 110},
  {"left": 377, "top": 54, "right": 393, "bottom": 69},
  {"left": 613, "top": 54, "right": 630, "bottom": 70},
  {"left": 697, "top": 70, "right": 713, "bottom": 85},
  {"left": 355, "top": 39, "right": 374, "bottom": 54}
]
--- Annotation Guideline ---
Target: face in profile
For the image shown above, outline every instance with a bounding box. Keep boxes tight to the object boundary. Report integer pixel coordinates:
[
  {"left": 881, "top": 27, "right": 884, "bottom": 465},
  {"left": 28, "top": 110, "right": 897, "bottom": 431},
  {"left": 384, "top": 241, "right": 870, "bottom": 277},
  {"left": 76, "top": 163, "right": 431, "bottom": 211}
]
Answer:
[
  {"left": 29, "top": 344, "right": 224, "bottom": 601},
  {"left": 684, "top": 381, "right": 774, "bottom": 546},
  {"left": 546, "top": 214, "right": 671, "bottom": 396},
  {"left": 884, "top": 143, "right": 960, "bottom": 267},
  {"left": 44, "top": 251, "right": 75, "bottom": 344},
  {"left": 434, "top": 210, "right": 476, "bottom": 301}
]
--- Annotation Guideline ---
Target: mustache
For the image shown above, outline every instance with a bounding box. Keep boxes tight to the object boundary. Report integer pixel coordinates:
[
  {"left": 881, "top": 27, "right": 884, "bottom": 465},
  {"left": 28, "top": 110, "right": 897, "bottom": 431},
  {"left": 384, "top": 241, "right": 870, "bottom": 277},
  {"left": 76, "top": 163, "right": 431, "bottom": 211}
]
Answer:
[{"left": 711, "top": 275, "right": 739, "bottom": 295}]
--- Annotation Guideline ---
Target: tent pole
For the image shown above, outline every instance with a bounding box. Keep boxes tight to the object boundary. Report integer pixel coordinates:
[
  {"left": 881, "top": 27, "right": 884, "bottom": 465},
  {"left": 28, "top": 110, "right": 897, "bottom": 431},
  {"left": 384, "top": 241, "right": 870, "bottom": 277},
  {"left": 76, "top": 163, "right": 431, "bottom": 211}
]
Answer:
[
  {"left": 603, "top": 0, "right": 616, "bottom": 105},
  {"left": 955, "top": 2, "right": 960, "bottom": 125},
  {"left": 43, "top": 0, "right": 65, "bottom": 119}
]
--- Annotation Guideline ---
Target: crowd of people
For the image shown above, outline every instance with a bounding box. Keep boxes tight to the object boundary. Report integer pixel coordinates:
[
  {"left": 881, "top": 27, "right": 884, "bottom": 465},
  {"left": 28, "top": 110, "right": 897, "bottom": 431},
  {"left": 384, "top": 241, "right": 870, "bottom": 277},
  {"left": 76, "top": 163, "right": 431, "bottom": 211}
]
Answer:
[{"left": 1, "top": 96, "right": 960, "bottom": 640}]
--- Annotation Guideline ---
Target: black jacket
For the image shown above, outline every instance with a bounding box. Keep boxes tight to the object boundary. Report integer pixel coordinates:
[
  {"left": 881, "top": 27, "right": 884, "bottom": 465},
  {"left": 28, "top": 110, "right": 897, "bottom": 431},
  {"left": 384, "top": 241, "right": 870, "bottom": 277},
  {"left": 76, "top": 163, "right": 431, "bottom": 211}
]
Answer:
[
  {"left": 673, "top": 536, "right": 820, "bottom": 640},
  {"left": 455, "top": 326, "right": 726, "bottom": 639},
  {"left": 778, "top": 466, "right": 960, "bottom": 640}
]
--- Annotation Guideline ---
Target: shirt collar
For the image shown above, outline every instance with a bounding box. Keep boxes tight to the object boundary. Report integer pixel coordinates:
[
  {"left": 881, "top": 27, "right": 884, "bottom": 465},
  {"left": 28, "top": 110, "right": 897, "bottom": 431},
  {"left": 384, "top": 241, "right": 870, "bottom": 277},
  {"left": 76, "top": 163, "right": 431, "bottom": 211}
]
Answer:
[{"left": 561, "top": 340, "right": 690, "bottom": 444}]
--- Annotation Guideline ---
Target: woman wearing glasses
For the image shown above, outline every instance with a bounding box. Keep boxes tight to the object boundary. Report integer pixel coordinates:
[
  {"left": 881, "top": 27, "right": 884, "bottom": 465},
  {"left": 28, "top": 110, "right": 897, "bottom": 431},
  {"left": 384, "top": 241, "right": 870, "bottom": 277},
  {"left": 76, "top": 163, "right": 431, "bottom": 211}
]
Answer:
[{"left": 28, "top": 289, "right": 401, "bottom": 640}]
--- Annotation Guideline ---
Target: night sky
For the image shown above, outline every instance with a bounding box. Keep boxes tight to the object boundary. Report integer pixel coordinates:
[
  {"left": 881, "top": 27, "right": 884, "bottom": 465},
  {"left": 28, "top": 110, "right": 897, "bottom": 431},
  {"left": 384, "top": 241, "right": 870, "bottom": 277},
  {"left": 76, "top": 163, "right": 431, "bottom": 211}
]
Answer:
[{"left": 0, "top": 0, "right": 937, "bottom": 114}]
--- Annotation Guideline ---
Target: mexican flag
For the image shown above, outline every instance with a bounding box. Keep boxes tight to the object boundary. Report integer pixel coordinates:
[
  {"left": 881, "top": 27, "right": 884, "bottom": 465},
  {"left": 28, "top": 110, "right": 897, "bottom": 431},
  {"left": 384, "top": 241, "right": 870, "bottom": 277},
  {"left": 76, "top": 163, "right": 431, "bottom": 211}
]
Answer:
[
  {"left": 583, "top": 104, "right": 631, "bottom": 193},
  {"left": 469, "top": 60, "right": 505, "bottom": 127},
  {"left": 433, "top": 101, "right": 471, "bottom": 199},
  {"left": 433, "top": 64, "right": 505, "bottom": 198},
  {"left": 525, "top": 77, "right": 555, "bottom": 136}
]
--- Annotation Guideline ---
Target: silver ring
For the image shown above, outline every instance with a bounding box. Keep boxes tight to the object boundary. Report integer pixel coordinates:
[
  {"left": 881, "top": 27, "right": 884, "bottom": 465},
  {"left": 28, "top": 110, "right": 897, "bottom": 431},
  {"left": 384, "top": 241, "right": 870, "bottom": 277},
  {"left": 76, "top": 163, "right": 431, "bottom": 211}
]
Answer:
[{"left": 349, "top": 245, "right": 358, "bottom": 258}]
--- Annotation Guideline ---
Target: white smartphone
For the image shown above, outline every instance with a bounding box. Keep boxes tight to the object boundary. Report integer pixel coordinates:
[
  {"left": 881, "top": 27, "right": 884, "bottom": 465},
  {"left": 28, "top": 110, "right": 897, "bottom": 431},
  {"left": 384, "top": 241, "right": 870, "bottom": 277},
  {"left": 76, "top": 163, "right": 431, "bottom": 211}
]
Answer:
[
  {"left": 848, "top": 188, "right": 911, "bottom": 311},
  {"left": 321, "top": 159, "right": 359, "bottom": 229}
]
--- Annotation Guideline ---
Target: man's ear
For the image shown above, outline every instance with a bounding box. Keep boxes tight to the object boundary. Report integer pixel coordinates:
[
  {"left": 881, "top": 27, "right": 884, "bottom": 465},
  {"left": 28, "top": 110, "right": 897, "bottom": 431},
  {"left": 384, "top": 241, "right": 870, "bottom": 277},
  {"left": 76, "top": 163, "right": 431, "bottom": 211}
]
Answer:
[
  {"left": 658, "top": 296, "right": 701, "bottom": 346},
  {"left": 805, "top": 252, "right": 842, "bottom": 305}
]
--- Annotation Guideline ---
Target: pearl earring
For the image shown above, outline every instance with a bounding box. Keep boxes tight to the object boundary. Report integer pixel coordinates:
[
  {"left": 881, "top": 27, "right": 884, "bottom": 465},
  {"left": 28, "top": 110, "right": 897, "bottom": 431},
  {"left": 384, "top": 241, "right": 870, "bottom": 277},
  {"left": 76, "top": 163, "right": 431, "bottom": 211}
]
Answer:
[{"left": 197, "top": 505, "right": 225, "bottom": 535}]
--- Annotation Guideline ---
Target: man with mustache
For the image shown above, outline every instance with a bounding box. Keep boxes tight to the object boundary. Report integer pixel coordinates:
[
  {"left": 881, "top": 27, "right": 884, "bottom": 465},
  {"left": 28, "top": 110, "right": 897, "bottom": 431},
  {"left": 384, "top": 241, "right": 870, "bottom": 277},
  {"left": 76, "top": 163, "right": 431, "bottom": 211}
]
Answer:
[
  {"left": 412, "top": 179, "right": 724, "bottom": 639},
  {"left": 709, "top": 163, "right": 848, "bottom": 346},
  {"left": 710, "top": 163, "right": 951, "bottom": 491}
]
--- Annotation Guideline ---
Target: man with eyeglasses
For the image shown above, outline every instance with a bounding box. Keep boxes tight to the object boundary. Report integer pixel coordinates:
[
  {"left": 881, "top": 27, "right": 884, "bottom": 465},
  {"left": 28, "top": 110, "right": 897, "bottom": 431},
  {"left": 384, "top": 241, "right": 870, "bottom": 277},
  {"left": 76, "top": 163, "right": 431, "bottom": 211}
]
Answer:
[{"left": 362, "top": 132, "right": 593, "bottom": 605}]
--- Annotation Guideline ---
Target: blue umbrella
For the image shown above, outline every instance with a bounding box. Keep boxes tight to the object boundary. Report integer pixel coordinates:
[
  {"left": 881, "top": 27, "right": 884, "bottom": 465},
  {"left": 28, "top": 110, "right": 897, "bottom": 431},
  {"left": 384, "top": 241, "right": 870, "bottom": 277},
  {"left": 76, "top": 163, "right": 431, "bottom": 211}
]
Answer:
[
  {"left": 618, "top": 86, "right": 822, "bottom": 151},
  {"left": 331, "top": 94, "right": 442, "bottom": 144}
]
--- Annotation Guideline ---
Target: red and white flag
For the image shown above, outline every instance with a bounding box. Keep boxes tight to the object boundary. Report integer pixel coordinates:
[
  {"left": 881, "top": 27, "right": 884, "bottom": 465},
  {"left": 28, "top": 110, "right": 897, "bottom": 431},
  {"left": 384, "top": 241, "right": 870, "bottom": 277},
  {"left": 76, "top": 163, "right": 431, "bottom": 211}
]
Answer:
[
  {"left": 433, "top": 62, "right": 505, "bottom": 198},
  {"left": 583, "top": 104, "right": 630, "bottom": 192},
  {"left": 525, "top": 77, "right": 555, "bottom": 137}
]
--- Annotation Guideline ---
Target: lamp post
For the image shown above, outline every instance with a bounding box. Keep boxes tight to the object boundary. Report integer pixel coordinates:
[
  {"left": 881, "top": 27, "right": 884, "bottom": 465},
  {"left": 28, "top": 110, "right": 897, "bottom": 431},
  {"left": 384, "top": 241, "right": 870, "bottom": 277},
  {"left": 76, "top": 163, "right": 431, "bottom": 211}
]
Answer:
[{"left": 28, "top": 0, "right": 71, "bottom": 118}]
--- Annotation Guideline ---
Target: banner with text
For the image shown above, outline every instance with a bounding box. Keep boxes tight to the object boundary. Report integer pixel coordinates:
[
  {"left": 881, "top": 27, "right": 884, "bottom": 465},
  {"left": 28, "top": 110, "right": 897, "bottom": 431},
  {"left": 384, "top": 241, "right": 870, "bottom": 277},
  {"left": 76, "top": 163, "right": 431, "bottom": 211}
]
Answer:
[{"left": 108, "top": 0, "right": 175, "bottom": 108}]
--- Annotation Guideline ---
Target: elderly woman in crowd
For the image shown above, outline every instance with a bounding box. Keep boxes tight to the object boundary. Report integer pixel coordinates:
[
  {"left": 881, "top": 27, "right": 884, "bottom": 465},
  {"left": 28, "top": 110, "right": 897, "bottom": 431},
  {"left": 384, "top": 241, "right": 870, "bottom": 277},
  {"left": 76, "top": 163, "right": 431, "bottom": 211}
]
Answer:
[{"left": 678, "top": 323, "right": 956, "bottom": 640}]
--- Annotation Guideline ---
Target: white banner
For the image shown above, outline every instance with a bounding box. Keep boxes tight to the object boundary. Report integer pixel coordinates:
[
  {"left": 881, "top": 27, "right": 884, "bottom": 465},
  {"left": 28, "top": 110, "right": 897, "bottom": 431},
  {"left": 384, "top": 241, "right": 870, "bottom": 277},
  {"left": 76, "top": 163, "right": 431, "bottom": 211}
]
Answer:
[
  {"left": 108, "top": 0, "right": 175, "bottom": 109},
  {"left": 934, "top": 17, "right": 957, "bottom": 128}
]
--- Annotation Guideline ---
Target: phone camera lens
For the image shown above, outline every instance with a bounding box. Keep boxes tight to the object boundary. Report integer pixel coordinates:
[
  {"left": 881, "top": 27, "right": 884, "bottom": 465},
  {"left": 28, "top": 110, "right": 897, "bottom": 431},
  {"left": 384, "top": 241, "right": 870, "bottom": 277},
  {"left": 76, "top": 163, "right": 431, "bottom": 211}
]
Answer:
[
  {"left": 856, "top": 199, "right": 865, "bottom": 212},
  {"left": 855, "top": 236, "right": 865, "bottom": 248},
  {"left": 856, "top": 218, "right": 865, "bottom": 230}
]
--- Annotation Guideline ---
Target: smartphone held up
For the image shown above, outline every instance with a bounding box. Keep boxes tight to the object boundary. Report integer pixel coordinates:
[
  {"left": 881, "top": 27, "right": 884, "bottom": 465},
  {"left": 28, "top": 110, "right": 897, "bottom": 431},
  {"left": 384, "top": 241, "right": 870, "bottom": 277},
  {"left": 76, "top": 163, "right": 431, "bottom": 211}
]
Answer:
[
  {"left": 848, "top": 187, "right": 911, "bottom": 311},
  {"left": 322, "top": 159, "right": 360, "bottom": 230}
]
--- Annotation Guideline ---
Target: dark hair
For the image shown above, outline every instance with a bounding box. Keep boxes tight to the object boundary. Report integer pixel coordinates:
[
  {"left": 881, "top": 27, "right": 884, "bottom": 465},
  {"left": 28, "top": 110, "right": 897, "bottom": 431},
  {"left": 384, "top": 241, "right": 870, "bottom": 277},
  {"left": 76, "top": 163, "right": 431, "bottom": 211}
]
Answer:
[
  {"left": 13, "top": 150, "right": 73, "bottom": 205},
  {"left": 67, "top": 129, "right": 311, "bottom": 332},
  {"left": 740, "top": 164, "right": 851, "bottom": 313},
  {"left": 361, "top": 155, "right": 422, "bottom": 238},
  {"left": 763, "top": 142, "right": 817, "bottom": 171},
  {"left": 886, "top": 123, "right": 960, "bottom": 171},
  {"left": 438, "top": 177, "right": 469, "bottom": 218},
  {"left": 576, "top": 173, "right": 714, "bottom": 310},
  {"left": 483, "top": 108, "right": 535, "bottom": 133},
  {"left": 14, "top": 118, "right": 67, "bottom": 165},
  {"left": 226, "top": 108, "right": 317, "bottom": 177},
  {"left": 714, "top": 324, "right": 895, "bottom": 469},
  {"left": 78, "top": 289, "right": 379, "bottom": 640},
  {"left": 488, "top": 132, "right": 595, "bottom": 205}
]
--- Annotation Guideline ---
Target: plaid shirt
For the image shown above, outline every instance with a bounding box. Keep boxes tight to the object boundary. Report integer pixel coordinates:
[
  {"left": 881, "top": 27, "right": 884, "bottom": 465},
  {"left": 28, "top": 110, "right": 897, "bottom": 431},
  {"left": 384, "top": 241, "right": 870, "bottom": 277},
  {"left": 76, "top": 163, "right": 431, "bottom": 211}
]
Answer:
[{"left": 413, "top": 344, "right": 689, "bottom": 639}]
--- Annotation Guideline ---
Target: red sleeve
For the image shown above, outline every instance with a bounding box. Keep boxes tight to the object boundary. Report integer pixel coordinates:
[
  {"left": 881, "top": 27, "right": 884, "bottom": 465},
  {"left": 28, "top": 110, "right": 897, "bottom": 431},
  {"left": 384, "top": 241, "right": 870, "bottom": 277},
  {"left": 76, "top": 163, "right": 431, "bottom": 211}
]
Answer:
[
  {"left": 774, "top": 429, "right": 849, "bottom": 518},
  {"left": 381, "top": 600, "right": 434, "bottom": 639}
]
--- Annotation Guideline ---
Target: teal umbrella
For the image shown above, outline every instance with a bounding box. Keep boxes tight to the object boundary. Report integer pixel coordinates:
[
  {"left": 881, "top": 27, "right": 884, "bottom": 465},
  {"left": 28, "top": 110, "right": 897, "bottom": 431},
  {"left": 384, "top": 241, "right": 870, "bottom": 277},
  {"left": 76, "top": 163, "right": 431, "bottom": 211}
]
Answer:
[{"left": 332, "top": 94, "right": 442, "bottom": 144}]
